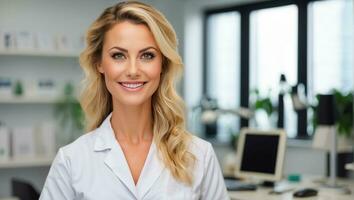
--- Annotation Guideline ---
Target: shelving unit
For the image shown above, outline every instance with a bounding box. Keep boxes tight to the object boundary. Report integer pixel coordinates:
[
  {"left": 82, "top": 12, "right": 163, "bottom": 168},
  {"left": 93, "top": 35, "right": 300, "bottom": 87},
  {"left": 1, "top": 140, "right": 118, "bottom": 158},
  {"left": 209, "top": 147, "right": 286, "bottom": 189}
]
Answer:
[
  {"left": 0, "top": 96, "right": 60, "bottom": 104},
  {"left": 0, "top": 157, "right": 54, "bottom": 169},
  {"left": 0, "top": 197, "right": 19, "bottom": 200},
  {"left": 0, "top": 49, "right": 81, "bottom": 170},
  {"left": 0, "top": 50, "right": 79, "bottom": 58}
]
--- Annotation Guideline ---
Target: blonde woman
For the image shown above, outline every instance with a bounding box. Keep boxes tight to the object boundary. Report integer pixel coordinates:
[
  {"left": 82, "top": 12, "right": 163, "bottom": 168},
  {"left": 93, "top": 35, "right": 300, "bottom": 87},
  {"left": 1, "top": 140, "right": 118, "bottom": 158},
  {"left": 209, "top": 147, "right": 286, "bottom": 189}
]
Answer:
[{"left": 40, "top": 1, "right": 228, "bottom": 199}]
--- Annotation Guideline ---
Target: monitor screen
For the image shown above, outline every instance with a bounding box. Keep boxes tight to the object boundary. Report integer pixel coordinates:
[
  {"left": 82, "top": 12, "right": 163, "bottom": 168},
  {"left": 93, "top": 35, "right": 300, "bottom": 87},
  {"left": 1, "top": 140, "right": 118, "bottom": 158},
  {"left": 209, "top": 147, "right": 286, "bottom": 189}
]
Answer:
[
  {"left": 240, "top": 134, "right": 279, "bottom": 174},
  {"left": 235, "top": 129, "right": 286, "bottom": 181}
]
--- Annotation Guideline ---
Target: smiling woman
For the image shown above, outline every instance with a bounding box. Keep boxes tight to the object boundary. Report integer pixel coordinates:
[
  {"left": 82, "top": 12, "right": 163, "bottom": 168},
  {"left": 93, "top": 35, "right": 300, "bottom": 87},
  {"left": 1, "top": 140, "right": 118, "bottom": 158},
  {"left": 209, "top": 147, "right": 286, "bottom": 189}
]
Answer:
[
  {"left": 39, "top": 1, "right": 228, "bottom": 200},
  {"left": 98, "top": 21, "right": 162, "bottom": 107}
]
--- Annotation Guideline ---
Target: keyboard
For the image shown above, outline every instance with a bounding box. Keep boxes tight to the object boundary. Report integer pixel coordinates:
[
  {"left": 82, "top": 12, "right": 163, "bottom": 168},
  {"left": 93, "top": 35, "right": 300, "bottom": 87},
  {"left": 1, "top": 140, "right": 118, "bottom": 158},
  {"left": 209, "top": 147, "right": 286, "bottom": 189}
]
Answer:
[{"left": 224, "top": 178, "right": 258, "bottom": 191}]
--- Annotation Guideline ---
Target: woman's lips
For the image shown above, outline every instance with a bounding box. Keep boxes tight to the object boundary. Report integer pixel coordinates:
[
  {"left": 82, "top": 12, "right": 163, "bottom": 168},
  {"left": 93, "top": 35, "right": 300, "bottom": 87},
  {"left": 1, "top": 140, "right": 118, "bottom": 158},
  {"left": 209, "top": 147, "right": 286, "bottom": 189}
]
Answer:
[{"left": 118, "top": 81, "right": 147, "bottom": 91}]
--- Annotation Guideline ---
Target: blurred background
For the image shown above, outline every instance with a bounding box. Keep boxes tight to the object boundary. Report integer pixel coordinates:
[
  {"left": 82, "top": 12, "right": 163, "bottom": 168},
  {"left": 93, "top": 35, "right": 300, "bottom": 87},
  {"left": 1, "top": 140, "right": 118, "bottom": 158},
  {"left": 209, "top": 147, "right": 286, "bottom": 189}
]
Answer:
[{"left": 0, "top": 0, "right": 353, "bottom": 198}]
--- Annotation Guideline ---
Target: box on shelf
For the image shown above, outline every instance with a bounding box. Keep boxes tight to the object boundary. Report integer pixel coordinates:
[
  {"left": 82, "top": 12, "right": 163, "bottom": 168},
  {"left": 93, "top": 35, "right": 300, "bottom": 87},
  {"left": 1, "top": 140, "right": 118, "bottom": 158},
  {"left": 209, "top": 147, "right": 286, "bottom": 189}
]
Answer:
[
  {"left": 0, "top": 127, "right": 10, "bottom": 161},
  {"left": 55, "top": 34, "right": 71, "bottom": 51},
  {"left": 0, "top": 31, "right": 4, "bottom": 50},
  {"left": 12, "top": 127, "right": 36, "bottom": 159},
  {"left": 16, "top": 31, "right": 35, "bottom": 51},
  {"left": 3, "top": 31, "right": 16, "bottom": 50},
  {"left": 14, "top": 79, "right": 60, "bottom": 100},
  {"left": 36, "top": 79, "right": 60, "bottom": 98},
  {"left": 0, "top": 77, "right": 12, "bottom": 98},
  {"left": 34, "top": 122, "right": 56, "bottom": 158},
  {"left": 35, "top": 32, "right": 56, "bottom": 52}
]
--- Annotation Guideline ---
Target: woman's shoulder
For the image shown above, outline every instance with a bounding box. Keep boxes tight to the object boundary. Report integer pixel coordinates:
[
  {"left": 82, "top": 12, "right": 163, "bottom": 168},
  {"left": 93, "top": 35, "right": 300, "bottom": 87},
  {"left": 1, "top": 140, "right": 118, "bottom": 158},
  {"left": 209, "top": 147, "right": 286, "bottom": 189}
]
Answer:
[
  {"left": 59, "top": 129, "right": 100, "bottom": 159},
  {"left": 188, "top": 135, "right": 213, "bottom": 159}
]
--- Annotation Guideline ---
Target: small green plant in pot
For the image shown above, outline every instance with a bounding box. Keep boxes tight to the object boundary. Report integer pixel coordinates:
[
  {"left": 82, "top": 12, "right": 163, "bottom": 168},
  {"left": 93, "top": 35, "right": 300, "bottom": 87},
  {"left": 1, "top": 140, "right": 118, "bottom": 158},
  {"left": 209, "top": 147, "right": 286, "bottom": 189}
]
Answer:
[
  {"left": 333, "top": 89, "right": 353, "bottom": 138},
  {"left": 312, "top": 89, "right": 353, "bottom": 138},
  {"left": 251, "top": 89, "right": 276, "bottom": 128},
  {"left": 54, "top": 82, "right": 84, "bottom": 146}
]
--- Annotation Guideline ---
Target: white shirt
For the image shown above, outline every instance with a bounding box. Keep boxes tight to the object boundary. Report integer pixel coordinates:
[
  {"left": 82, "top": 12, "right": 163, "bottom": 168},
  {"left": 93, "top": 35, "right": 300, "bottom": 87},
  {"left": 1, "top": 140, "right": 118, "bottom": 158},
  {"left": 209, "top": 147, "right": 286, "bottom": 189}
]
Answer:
[{"left": 40, "top": 114, "right": 229, "bottom": 200}]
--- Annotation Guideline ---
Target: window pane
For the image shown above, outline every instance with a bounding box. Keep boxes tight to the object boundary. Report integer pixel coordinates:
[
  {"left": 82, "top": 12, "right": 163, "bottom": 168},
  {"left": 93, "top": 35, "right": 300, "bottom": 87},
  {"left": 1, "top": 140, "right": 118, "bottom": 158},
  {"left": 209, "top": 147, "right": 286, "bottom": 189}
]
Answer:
[
  {"left": 206, "top": 12, "right": 240, "bottom": 142},
  {"left": 308, "top": 0, "right": 353, "bottom": 95},
  {"left": 250, "top": 5, "right": 298, "bottom": 137},
  {"left": 307, "top": 0, "right": 353, "bottom": 135}
]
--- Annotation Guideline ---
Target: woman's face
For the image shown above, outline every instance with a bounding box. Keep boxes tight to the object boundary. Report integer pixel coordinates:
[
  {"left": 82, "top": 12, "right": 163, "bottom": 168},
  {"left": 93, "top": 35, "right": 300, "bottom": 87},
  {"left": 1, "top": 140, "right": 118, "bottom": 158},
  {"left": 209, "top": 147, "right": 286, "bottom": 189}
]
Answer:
[{"left": 99, "top": 21, "right": 162, "bottom": 107}]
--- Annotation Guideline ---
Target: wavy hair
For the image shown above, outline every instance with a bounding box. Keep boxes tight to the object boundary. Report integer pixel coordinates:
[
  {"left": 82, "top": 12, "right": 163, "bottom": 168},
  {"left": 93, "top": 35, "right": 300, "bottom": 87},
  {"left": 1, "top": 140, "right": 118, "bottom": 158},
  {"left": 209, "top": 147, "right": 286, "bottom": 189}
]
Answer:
[{"left": 79, "top": 1, "right": 195, "bottom": 185}]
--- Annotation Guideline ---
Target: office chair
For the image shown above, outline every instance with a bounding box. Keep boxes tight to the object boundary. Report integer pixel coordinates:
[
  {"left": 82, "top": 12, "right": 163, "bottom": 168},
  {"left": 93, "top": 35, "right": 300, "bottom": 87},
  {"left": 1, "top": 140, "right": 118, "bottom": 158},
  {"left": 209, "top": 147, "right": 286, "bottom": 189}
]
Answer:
[{"left": 11, "top": 178, "right": 40, "bottom": 200}]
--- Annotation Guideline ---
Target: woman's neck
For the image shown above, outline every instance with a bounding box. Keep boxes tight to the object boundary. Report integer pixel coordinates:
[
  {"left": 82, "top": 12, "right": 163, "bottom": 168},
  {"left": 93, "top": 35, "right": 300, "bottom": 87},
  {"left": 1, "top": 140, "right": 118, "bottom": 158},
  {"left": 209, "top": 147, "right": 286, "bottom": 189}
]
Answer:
[{"left": 110, "top": 100, "right": 153, "bottom": 145}]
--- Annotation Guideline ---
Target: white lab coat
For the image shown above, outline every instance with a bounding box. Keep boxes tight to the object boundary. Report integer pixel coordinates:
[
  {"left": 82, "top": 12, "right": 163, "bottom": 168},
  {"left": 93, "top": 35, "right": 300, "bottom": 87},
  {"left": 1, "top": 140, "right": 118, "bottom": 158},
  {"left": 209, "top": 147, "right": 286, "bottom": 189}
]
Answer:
[{"left": 40, "top": 113, "right": 229, "bottom": 200}]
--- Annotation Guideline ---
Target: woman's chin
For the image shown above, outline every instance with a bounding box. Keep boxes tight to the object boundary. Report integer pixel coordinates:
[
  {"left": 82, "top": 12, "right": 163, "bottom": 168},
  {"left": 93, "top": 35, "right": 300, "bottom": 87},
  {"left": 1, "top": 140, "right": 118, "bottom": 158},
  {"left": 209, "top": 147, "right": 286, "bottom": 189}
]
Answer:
[{"left": 114, "top": 96, "right": 151, "bottom": 107}]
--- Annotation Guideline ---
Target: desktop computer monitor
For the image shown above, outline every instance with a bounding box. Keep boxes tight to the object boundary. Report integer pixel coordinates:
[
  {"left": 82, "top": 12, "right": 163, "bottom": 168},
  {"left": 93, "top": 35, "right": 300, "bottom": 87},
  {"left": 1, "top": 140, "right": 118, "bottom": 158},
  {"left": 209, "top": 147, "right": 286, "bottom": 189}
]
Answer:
[{"left": 235, "top": 128, "right": 287, "bottom": 182}]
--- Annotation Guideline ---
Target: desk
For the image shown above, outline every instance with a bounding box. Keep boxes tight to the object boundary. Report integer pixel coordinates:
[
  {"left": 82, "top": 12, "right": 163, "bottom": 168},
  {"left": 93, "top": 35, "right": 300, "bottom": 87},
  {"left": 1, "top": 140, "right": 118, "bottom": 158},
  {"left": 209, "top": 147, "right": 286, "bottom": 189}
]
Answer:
[{"left": 228, "top": 177, "right": 354, "bottom": 200}]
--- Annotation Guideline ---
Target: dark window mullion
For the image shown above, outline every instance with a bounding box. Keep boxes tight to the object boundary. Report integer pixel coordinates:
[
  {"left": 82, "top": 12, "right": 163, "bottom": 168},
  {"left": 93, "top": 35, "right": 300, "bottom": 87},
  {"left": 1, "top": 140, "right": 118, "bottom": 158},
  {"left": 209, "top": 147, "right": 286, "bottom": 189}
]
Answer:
[
  {"left": 297, "top": 0, "right": 309, "bottom": 138},
  {"left": 202, "top": 13, "right": 208, "bottom": 95},
  {"left": 240, "top": 9, "right": 250, "bottom": 128}
]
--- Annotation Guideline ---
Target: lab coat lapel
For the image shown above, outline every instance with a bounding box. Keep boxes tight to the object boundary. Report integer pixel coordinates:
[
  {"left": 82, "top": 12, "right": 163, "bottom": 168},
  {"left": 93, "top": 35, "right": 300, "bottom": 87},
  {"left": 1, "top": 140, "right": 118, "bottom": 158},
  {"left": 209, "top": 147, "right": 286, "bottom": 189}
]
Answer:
[
  {"left": 104, "top": 143, "right": 138, "bottom": 199},
  {"left": 137, "top": 142, "right": 165, "bottom": 199},
  {"left": 94, "top": 113, "right": 138, "bottom": 199}
]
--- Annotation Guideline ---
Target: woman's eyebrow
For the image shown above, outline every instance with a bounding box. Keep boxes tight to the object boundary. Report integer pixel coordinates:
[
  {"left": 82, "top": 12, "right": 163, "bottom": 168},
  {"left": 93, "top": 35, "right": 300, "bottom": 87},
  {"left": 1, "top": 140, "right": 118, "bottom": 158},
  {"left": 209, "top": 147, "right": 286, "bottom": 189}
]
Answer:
[{"left": 109, "top": 46, "right": 159, "bottom": 53}]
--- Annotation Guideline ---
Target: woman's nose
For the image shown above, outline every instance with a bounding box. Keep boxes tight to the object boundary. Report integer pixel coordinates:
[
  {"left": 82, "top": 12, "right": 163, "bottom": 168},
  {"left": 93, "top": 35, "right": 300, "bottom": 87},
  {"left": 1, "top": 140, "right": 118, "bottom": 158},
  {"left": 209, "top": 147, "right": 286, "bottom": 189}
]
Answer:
[{"left": 126, "top": 59, "right": 140, "bottom": 78}]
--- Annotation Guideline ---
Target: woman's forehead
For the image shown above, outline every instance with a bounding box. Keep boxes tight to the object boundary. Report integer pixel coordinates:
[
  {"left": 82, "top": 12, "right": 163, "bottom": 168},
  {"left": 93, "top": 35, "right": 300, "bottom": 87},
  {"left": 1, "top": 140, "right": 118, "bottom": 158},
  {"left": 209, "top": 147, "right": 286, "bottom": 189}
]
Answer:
[{"left": 103, "top": 21, "right": 159, "bottom": 51}]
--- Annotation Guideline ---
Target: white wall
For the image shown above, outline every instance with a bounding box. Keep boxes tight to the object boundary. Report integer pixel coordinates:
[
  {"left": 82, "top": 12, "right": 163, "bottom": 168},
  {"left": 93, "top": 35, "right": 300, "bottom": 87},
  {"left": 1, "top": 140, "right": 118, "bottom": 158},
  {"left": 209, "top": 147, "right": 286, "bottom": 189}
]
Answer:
[{"left": 183, "top": 0, "right": 261, "bottom": 112}]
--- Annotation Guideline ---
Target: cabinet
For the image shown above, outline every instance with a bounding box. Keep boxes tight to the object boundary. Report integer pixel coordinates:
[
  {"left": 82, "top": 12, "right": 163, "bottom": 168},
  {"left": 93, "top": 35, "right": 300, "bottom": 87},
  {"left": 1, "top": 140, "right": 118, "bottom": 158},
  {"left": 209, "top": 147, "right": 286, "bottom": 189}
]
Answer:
[{"left": 0, "top": 49, "right": 81, "bottom": 168}]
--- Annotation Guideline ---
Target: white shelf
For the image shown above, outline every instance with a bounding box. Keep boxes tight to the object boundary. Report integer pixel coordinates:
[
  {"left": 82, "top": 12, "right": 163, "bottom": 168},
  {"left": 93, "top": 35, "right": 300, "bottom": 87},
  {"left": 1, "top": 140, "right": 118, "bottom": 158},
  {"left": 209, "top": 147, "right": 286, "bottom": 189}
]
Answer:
[
  {"left": 0, "top": 157, "right": 54, "bottom": 169},
  {"left": 0, "top": 197, "right": 19, "bottom": 200},
  {"left": 346, "top": 163, "right": 354, "bottom": 171},
  {"left": 0, "top": 49, "right": 79, "bottom": 58},
  {"left": 0, "top": 96, "right": 61, "bottom": 104}
]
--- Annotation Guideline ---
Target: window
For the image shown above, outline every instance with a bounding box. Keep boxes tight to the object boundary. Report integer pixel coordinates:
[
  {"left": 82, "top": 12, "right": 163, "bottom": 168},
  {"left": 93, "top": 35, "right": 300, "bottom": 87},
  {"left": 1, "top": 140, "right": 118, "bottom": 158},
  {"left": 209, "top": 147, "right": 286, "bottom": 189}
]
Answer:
[
  {"left": 203, "top": 0, "right": 353, "bottom": 139},
  {"left": 308, "top": 0, "right": 353, "bottom": 95},
  {"left": 249, "top": 5, "right": 298, "bottom": 137},
  {"left": 307, "top": 0, "right": 353, "bottom": 134},
  {"left": 205, "top": 12, "right": 241, "bottom": 142}
]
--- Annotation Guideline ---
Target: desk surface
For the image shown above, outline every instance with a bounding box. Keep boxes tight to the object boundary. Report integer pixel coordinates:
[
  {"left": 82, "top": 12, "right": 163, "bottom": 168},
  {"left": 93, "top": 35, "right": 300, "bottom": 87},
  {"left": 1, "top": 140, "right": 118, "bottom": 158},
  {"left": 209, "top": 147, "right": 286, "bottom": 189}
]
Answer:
[{"left": 228, "top": 177, "right": 354, "bottom": 200}]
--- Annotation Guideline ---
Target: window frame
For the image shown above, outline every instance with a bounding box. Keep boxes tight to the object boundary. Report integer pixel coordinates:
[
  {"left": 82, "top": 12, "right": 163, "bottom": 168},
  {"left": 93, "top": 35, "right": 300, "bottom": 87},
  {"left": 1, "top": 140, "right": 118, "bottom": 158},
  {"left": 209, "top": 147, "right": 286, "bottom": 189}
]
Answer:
[{"left": 203, "top": 0, "right": 331, "bottom": 139}]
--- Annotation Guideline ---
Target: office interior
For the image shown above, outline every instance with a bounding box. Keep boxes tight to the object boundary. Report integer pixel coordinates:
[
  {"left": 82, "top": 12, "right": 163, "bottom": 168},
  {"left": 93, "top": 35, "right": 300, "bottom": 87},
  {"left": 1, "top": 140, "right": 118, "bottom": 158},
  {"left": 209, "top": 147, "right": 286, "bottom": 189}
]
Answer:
[{"left": 0, "top": 0, "right": 353, "bottom": 199}]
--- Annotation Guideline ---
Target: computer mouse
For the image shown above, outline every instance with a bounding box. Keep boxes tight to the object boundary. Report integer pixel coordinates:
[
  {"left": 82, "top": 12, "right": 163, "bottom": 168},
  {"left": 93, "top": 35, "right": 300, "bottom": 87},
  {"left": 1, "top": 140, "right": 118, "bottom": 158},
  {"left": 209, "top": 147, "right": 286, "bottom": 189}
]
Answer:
[{"left": 293, "top": 188, "right": 318, "bottom": 198}]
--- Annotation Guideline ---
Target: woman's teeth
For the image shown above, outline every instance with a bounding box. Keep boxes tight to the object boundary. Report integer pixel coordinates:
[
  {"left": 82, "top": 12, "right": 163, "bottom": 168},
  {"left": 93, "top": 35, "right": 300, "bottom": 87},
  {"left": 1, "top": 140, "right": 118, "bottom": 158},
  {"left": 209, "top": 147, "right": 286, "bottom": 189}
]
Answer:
[{"left": 120, "top": 82, "right": 145, "bottom": 89}]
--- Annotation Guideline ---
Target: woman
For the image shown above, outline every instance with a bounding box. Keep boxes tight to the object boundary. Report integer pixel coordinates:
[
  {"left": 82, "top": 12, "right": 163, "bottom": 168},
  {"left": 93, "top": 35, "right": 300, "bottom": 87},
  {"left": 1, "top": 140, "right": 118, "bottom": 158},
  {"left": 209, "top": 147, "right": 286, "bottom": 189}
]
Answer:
[{"left": 40, "top": 1, "right": 228, "bottom": 200}]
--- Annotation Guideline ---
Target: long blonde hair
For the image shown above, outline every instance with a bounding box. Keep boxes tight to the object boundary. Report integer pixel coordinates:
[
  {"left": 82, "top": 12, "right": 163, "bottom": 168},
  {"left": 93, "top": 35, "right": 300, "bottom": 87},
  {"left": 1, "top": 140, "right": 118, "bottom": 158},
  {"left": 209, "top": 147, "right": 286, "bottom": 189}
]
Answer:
[{"left": 79, "top": 1, "right": 195, "bottom": 185}]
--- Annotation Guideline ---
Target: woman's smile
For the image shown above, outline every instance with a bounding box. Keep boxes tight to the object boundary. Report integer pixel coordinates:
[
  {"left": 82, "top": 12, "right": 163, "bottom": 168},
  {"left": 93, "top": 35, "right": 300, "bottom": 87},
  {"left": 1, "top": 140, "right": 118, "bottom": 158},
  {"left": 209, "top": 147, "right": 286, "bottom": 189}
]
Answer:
[{"left": 118, "top": 81, "right": 148, "bottom": 92}]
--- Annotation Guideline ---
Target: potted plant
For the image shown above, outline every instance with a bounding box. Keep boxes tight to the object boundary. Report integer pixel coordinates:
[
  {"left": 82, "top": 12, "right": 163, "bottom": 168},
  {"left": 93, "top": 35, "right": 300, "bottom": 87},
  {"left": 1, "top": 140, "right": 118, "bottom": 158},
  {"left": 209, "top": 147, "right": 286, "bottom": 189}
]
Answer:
[
  {"left": 312, "top": 89, "right": 353, "bottom": 177},
  {"left": 54, "top": 82, "right": 84, "bottom": 146},
  {"left": 312, "top": 89, "right": 353, "bottom": 138},
  {"left": 333, "top": 89, "right": 353, "bottom": 138},
  {"left": 250, "top": 89, "right": 276, "bottom": 129}
]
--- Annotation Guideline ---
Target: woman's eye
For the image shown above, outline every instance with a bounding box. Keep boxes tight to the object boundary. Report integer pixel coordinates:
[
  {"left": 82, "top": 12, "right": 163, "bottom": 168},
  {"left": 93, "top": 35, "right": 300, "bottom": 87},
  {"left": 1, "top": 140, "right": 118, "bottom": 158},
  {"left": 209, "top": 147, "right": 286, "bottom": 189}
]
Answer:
[
  {"left": 111, "top": 52, "right": 125, "bottom": 60},
  {"left": 141, "top": 52, "right": 155, "bottom": 60}
]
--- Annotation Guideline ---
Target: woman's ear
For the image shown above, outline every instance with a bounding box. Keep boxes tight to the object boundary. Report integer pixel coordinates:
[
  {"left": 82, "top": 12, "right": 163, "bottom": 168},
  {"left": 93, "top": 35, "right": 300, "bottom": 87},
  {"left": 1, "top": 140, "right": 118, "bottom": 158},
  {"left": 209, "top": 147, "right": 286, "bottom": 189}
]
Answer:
[{"left": 97, "top": 64, "right": 104, "bottom": 74}]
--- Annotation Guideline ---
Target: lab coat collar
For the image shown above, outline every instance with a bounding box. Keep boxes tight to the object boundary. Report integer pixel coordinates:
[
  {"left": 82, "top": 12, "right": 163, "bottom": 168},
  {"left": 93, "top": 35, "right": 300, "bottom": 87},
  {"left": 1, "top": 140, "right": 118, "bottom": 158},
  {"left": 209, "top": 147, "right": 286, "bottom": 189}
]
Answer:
[
  {"left": 94, "top": 113, "right": 138, "bottom": 198},
  {"left": 93, "top": 113, "right": 114, "bottom": 152},
  {"left": 136, "top": 142, "right": 165, "bottom": 199},
  {"left": 94, "top": 112, "right": 165, "bottom": 199}
]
